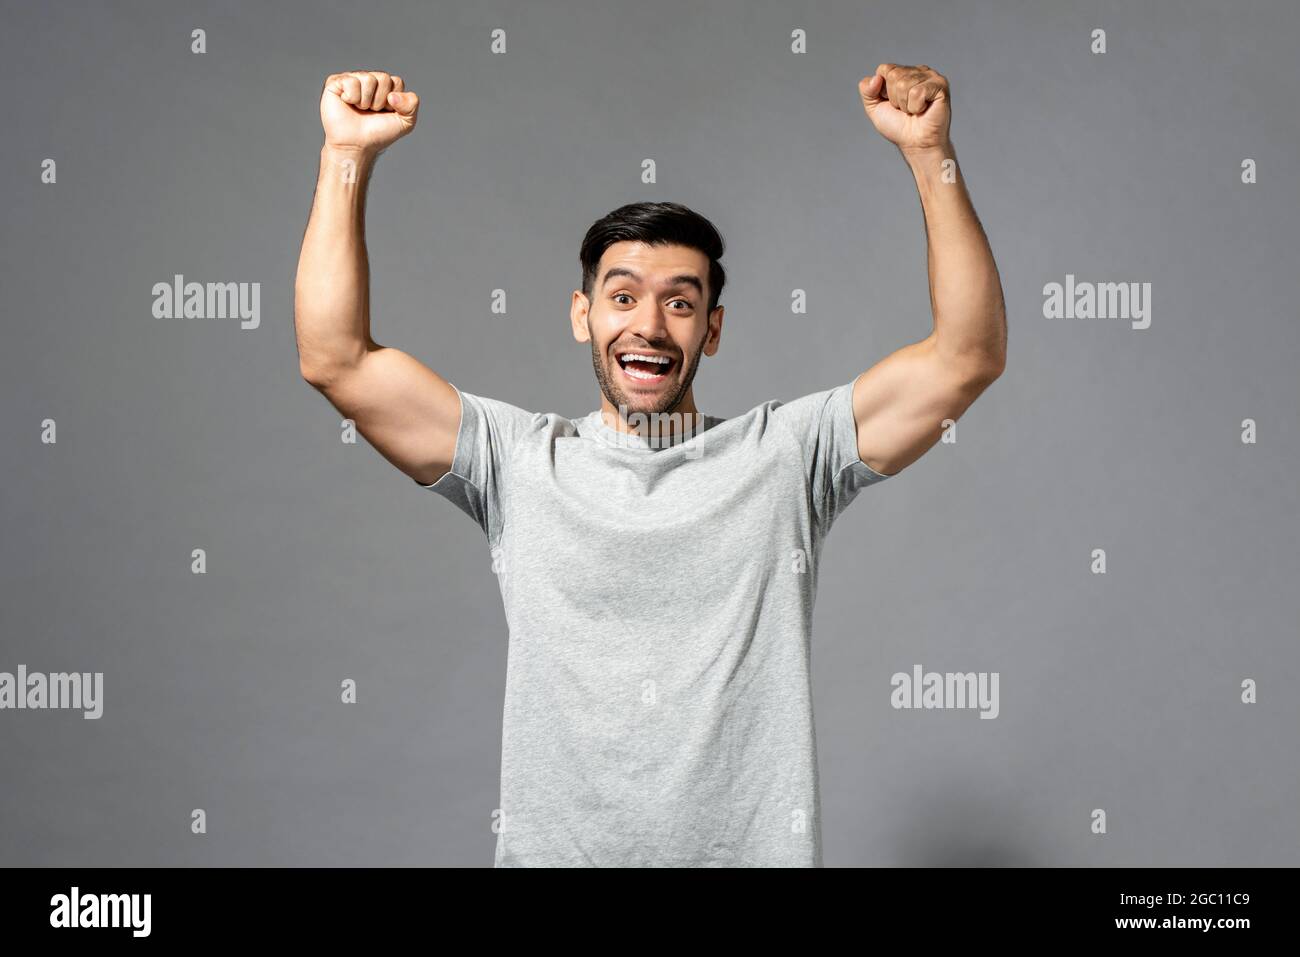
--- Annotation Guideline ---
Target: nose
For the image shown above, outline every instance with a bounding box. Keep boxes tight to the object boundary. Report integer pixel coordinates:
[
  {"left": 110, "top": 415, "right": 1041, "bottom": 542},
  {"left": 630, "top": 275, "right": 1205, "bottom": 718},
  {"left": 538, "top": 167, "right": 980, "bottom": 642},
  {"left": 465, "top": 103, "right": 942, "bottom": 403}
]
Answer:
[{"left": 626, "top": 301, "right": 670, "bottom": 343}]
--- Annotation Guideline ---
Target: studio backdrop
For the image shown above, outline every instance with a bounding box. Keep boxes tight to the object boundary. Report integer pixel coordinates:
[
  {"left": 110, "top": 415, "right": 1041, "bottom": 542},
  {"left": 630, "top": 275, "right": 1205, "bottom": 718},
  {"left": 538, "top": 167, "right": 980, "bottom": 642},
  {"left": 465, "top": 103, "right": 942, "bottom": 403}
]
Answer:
[{"left": 1, "top": 0, "right": 1296, "bottom": 866}]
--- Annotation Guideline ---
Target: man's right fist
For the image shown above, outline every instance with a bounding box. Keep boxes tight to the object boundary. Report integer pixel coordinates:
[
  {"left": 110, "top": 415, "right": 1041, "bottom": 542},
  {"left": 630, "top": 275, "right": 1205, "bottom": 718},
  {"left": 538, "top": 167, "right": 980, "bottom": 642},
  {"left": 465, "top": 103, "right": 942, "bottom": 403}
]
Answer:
[{"left": 320, "top": 71, "right": 419, "bottom": 153}]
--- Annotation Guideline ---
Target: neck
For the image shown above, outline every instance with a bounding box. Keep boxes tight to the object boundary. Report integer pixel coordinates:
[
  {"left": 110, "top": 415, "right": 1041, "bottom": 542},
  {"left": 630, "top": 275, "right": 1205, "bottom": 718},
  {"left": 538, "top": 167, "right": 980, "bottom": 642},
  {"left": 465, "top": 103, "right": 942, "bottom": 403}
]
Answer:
[{"left": 599, "top": 388, "right": 700, "bottom": 435}]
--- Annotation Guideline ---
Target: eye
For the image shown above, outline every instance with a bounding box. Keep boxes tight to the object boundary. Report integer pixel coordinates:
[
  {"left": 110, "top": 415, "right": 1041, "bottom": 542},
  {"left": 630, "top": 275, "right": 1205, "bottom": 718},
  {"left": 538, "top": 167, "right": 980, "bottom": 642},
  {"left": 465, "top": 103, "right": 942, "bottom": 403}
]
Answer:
[
  {"left": 612, "top": 294, "right": 633, "bottom": 305},
  {"left": 670, "top": 299, "right": 692, "bottom": 310}
]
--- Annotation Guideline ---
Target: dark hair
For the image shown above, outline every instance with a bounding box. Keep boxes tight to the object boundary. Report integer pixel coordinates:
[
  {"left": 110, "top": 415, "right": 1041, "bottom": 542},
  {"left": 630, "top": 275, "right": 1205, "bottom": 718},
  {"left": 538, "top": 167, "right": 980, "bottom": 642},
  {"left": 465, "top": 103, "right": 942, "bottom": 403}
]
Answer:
[{"left": 580, "top": 202, "right": 726, "bottom": 315}]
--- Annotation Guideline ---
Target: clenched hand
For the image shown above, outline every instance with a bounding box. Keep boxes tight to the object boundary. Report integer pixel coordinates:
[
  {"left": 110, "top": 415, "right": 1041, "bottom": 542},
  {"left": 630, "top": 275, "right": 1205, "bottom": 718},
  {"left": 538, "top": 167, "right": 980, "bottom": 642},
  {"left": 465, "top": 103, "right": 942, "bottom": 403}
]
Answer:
[
  {"left": 320, "top": 70, "right": 420, "bottom": 154},
  {"left": 859, "top": 63, "right": 950, "bottom": 155}
]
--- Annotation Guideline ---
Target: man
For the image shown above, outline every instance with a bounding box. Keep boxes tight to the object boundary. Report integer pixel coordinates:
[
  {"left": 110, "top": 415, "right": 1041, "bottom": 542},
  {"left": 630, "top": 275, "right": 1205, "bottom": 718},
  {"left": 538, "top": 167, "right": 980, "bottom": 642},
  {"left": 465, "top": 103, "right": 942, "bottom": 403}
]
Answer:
[{"left": 294, "top": 63, "right": 1006, "bottom": 867}]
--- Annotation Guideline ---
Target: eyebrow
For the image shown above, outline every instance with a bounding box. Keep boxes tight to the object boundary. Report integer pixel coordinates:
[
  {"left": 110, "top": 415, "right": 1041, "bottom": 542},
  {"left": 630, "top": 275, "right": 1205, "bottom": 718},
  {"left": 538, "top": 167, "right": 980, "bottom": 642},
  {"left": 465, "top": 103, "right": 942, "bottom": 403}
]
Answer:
[{"left": 601, "top": 267, "right": 703, "bottom": 297}]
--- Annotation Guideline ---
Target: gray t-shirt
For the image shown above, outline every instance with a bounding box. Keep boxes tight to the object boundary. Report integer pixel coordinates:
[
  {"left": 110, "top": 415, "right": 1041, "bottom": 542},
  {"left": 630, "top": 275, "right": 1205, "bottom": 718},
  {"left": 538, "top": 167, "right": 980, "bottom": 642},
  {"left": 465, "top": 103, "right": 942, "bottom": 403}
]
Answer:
[{"left": 418, "top": 374, "right": 891, "bottom": 866}]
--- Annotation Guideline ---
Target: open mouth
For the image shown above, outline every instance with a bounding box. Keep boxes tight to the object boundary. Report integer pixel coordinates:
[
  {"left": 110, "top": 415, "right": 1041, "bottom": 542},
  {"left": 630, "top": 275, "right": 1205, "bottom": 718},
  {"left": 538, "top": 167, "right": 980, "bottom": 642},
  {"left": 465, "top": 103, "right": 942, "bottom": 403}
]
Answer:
[{"left": 615, "top": 350, "right": 677, "bottom": 384}]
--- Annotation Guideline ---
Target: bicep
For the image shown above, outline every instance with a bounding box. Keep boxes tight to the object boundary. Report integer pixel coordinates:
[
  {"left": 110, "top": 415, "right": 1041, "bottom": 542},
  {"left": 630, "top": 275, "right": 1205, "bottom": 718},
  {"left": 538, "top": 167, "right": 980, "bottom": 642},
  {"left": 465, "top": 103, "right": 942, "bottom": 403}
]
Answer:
[
  {"left": 851, "top": 333, "right": 999, "bottom": 477},
  {"left": 313, "top": 344, "right": 461, "bottom": 486}
]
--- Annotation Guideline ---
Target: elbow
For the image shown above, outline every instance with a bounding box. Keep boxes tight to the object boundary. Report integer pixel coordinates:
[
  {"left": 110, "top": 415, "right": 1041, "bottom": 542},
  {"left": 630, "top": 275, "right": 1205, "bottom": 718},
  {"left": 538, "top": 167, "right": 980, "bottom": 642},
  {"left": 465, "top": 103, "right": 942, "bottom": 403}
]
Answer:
[
  {"left": 931, "top": 325, "right": 1006, "bottom": 389},
  {"left": 977, "top": 350, "right": 1006, "bottom": 384},
  {"left": 298, "top": 356, "right": 325, "bottom": 388},
  {"left": 951, "top": 353, "right": 1004, "bottom": 399},
  {"left": 968, "top": 330, "right": 1007, "bottom": 386},
  {"left": 295, "top": 327, "right": 333, "bottom": 389},
  {"left": 297, "top": 341, "right": 369, "bottom": 391},
  {"left": 299, "top": 368, "right": 325, "bottom": 391},
  {"left": 299, "top": 356, "right": 342, "bottom": 391},
  {"left": 948, "top": 346, "right": 1005, "bottom": 391}
]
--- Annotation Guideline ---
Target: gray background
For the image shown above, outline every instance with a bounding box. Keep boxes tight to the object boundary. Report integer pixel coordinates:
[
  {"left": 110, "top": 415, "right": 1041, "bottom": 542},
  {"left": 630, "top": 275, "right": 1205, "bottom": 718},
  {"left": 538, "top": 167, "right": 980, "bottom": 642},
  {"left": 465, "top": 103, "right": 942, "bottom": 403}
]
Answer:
[{"left": 2, "top": 0, "right": 1297, "bottom": 866}]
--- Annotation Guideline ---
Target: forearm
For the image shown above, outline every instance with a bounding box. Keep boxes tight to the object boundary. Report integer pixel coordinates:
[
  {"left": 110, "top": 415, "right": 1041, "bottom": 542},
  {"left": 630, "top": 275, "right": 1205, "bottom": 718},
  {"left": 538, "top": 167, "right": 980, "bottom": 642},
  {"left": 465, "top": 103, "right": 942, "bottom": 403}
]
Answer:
[
  {"left": 904, "top": 144, "right": 1006, "bottom": 373},
  {"left": 294, "top": 145, "right": 379, "bottom": 380}
]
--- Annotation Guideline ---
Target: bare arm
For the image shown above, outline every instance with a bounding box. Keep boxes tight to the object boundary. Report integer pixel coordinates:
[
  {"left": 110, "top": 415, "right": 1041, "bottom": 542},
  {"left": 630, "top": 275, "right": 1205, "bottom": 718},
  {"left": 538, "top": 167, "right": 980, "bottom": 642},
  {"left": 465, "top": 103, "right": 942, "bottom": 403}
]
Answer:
[
  {"left": 294, "top": 70, "right": 460, "bottom": 486},
  {"left": 850, "top": 64, "right": 1007, "bottom": 478}
]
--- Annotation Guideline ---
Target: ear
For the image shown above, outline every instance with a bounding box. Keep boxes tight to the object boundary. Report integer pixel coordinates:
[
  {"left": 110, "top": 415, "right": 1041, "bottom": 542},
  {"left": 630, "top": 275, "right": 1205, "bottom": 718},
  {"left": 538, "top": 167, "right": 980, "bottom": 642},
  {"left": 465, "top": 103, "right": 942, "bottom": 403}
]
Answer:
[
  {"left": 702, "top": 304, "right": 724, "bottom": 357},
  {"left": 570, "top": 290, "right": 591, "bottom": 343}
]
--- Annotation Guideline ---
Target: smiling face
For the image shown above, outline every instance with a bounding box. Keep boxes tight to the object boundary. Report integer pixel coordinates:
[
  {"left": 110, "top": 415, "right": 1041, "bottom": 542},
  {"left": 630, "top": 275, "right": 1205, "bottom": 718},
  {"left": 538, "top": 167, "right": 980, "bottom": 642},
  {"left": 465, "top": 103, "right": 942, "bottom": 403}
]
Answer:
[{"left": 572, "top": 241, "right": 724, "bottom": 425}]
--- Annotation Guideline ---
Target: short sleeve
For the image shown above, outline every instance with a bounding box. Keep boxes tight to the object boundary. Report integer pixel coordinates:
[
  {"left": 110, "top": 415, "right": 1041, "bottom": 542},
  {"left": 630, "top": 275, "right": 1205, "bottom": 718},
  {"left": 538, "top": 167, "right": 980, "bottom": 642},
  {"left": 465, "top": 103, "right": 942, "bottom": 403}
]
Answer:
[
  {"left": 416, "top": 384, "right": 537, "bottom": 544},
  {"left": 770, "top": 372, "right": 893, "bottom": 536}
]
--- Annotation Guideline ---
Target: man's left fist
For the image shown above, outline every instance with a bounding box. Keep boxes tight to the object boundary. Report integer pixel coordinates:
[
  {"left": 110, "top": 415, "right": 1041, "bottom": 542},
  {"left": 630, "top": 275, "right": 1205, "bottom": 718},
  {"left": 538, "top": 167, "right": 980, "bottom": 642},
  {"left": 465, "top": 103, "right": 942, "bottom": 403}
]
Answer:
[{"left": 859, "top": 63, "right": 950, "bottom": 154}]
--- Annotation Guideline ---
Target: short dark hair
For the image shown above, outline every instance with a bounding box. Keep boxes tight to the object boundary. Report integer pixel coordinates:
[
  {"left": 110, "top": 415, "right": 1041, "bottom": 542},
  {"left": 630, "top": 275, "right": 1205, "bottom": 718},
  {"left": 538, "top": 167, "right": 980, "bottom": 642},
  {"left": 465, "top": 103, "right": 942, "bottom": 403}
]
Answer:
[{"left": 580, "top": 202, "right": 726, "bottom": 315}]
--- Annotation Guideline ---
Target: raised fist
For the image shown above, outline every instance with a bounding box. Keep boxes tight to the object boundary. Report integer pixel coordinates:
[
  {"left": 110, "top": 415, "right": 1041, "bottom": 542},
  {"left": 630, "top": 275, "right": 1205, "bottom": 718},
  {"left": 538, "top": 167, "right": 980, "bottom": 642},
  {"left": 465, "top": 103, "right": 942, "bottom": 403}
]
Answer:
[
  {"left": 320, "top": 70, "right": 419, "bottom": 153},
  {"left": 859, "top": 63, "right": 951, "bottom": 154}
]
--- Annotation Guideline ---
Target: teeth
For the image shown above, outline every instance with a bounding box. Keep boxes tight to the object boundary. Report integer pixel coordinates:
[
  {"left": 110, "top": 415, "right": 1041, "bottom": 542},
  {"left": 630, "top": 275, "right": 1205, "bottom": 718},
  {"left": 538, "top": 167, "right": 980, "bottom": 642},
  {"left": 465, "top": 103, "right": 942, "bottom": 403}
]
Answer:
[
  {"left": 617, "top": 352, "right": 673, "bottom": 380},
  {"left": 624, "top": 365, "right": 665, "bottom": 380}
]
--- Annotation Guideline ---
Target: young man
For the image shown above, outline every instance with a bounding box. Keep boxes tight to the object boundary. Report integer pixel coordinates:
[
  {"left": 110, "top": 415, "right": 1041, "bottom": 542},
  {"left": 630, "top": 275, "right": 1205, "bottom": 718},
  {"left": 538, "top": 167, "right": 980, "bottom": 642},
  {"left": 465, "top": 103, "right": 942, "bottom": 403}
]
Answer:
[{"left": 294, "top": 63, "right": 1006, "bottom": 867}]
